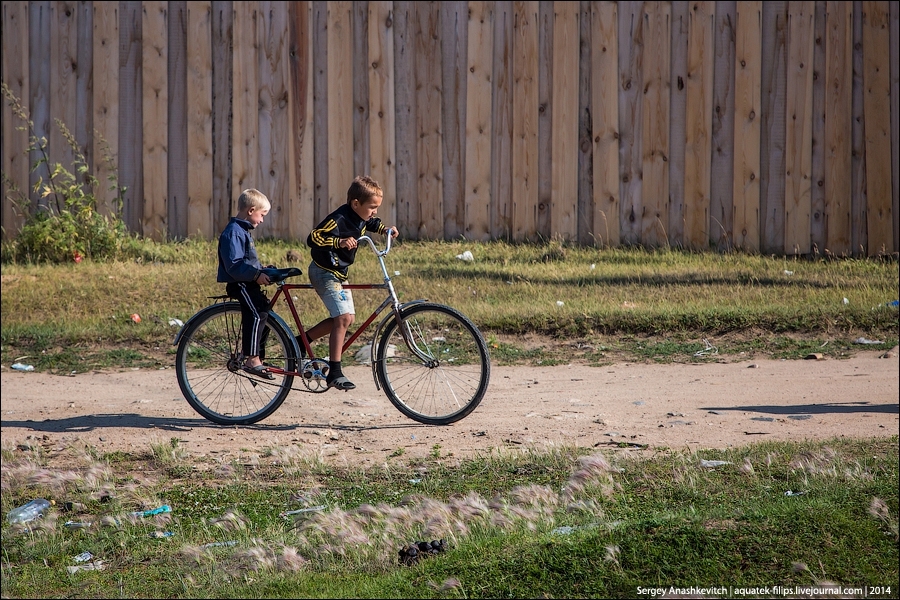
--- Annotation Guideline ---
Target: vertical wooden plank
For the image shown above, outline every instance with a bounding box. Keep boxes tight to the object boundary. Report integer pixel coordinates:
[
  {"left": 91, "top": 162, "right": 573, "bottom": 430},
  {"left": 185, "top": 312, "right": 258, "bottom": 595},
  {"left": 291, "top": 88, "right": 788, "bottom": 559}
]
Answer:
[
  {"left": 232, "top": 2, "right": 258, "bottom": 209},
  {"left": 465, "top": 1, "right": 493, "bottom": 240},
  {"left": 512, "top": 0, "right": 538, "bottom": 241},
  {"left": 443, "top": 1, "right": 467, "bottom": 239},
  {"left": 415, "top": 2, "right": 442, "bottom": 239},
  {"left": 759, "top": 2, "right": 787, "bottom": 254},
  {"left": 29, "top": 2, "right": 52, "bottom": 211},
  {"left": 327, "top": 1, "right": 353, "bottom": 214},
  {"left": 368, "top": 1, "right": 396, "bottom": 230},
  {"left": 75, "top": 1, "right": 93, "bottom": 180},
  {"left": 617, "top": 1, "right": 643, "bottom": 245},
  {"left": 577, "top": 0, "right": 591, "bottom": 244},
  {"left": 784, "top": 1, "right": 814, "bottom": 256},
  {"left": 668, "top": 1, "right": 688, "bottom": 247},
  {"left": 50, "top": 1, "right": 78, "bottom": 176},
  {"left": 257, "top": 1, "right": 291, "bottom": 238},
  {"left": 211, "top": 1, "right": 233, "bottom": 232},
  {"left": 537, "top": 1, "right": 552, "bottom": 238},
  {"left": 892, "top": 1, "right": 899, "bottom": 252},
  {"left": 491, "top": 0, "right": 513, "bottom": 239},
  {"left": 92, "top": 0, "right": 119, "bottom": 217},
  {"left": 823, "top": 0, "right": 852, "bottom": 255},
  {"left": 862, "top": 0, "right": 893, "bottom": 256},
  {"left": 683, "top": 1, "right": 715, "bottom": 251},
  {"left": 809, "top": 0, "right": 826, "bottom": 253},
  {"left": 313, "top": 2, "right": 329, "bottom": 222},
  {"left": 118, "top": 1, "right": 142, "bottom": 232},
  {"left": 711, "top": 1, "right": 735, "bottom": 250},
  {"left": 187, "top": 0, "right": 214, "bottom": 239},
  {"left": 591, "top": 0, "right": 619, "bottom": 247},
  {"left": 640, "top": 1, "right": 670, "bottom": 248},
  {"left": 168, "top": 1, "right": 188, "bottom": 240},
  {"left": 288, "top": 0, "right": 313, "bottom": 240},
  {"left": 352, "top": 1, "right": 369, "bottom": 178},
  {"left": 393, "top": 1, "right": 417, "bottom": 237},
  {"left": 850, "top": 0, "right": 866, "bottom": 255},
  {"left": 2, "top": 1, "right": 30, "bottom": 237},
  {"left": 732, "top": 1, "right": 762, "bottom": 253},
  {"left": 142, "top": 0, "right": 168, "bottom": 240},
  {"left": 550, "top": 1, "right": 578, "bottom": 241}
]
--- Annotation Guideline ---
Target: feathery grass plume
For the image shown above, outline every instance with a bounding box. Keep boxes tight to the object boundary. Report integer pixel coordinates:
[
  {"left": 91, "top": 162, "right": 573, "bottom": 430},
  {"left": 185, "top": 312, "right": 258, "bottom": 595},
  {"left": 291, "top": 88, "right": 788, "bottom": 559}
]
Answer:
[
  {"left": 740, "top": 457, "right": 755, "bottom": 475},
  {"left": 209, "top": 510, "right": 249, "bottom": 532},
  {"left": 275, "top": 546, "right": 307, "bottom": 571},
  {"left": 868, "top": 497, "right": 899, "bottom": 541},
  {"left": 604, "top": 544, "right": 621, "bottom": 566},
  {"left": 561, "top": 452, "right": 622, "bottom": 503},
  {"left": 230, "top": 543, "right": 277, "bottom": 572}
]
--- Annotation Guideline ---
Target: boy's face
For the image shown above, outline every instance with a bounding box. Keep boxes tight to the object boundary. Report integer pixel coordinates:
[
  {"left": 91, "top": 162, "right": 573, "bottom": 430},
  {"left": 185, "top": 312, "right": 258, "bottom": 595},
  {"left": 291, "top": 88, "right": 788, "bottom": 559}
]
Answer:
[
  {"left": 245, "top": 205, "right": 269, "bottom": 228},
  {"left": 351, "top": 194, "right": 383, "bottom": 221}
]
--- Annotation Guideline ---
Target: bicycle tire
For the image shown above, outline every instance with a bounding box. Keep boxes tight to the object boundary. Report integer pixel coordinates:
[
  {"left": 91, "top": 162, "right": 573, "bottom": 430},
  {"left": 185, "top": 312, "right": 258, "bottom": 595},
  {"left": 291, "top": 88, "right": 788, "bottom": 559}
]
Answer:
[
  {"left": 375, "top": 303, "right": 490, "bottom": 425},
  {"left": 175, "top": 302, "right": 296, "bottom": 425}
]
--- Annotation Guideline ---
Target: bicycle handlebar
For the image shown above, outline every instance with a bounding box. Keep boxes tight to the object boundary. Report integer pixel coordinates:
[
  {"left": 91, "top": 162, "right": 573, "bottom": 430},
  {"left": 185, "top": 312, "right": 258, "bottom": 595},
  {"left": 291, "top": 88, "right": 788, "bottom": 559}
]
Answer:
[{"left": 356, "top": 232, "right": 393, "bottom": 257}]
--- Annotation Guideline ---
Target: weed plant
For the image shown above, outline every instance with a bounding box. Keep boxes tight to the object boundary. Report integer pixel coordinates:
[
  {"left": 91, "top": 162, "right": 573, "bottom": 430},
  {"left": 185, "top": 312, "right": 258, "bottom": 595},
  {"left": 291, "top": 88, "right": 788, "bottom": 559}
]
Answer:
[{"left": 1, "top": 436, "right": 897, "bottom": 598}]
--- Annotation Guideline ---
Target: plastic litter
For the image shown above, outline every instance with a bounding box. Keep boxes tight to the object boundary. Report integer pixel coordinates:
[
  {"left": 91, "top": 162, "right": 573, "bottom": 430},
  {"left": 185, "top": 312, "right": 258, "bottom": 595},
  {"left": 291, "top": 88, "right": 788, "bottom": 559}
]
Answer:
[
  {"left": 74, "top": 551, "right": 94, "bottom": 563},
  {"left": 784, "top": 490, "right": 807, "bottom": 497},
  {"left": 149, "top": 531, "right": 176, "bottom": 538},
  {"left": 168, "top": 318, "right": 184, "bottom": 327},
  {"left": 699, "top": 460, "right": 731, "bottom": 468},
  {"left": 64, "top": 521, "right": 92, "bottom": 529},
  {"left": 455, "top": 250, "right": 474, "bottom": 262},
  {"left": 130, "top": 505, "right": 171, "bottom": 518},
  {"left": 783, "top": 270, "right": 794, "bottom": 275},
  {"left": 11, "top": 363, "right": 35, "bottom": 372},
  {"left": 6, "top": 499, "right": 51, "bottom": 524},
  {"left": 854, "top": 337, "right": 884, "bottom": 345},
  {"left": 130, "top": 313, "right": 142, "bottom": 323},
  {"left": 842, "top": 298, "right": 849, "bottom": 305},
  {"left": 201, "top": 540, "right": 238, "bottom": 548},
  {"left": 67, "top": 560, "right": 105, "bottom": 574},
  {"left": 281, "top": 506, "right": 326, "bottom": 516},
  {"left": 556, "top": 301, "right": 565, "bottom": 307}
]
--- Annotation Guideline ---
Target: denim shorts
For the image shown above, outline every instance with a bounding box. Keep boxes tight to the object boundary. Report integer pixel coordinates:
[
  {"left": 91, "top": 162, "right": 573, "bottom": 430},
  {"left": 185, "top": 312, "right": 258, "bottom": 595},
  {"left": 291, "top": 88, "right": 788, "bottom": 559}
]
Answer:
[{"left": 307, "top": 261, "right": 354, "bottom": 318}]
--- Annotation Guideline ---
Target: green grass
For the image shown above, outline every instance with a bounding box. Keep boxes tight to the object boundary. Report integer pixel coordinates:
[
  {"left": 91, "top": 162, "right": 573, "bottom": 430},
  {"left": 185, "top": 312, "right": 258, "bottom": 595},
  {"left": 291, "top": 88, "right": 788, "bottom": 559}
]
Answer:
[
  {"left": 1, "top": 437, "right": 897, "bottom": 598},
  {"left": 2, "top": 240, "right": 897, "bottom": 373}
]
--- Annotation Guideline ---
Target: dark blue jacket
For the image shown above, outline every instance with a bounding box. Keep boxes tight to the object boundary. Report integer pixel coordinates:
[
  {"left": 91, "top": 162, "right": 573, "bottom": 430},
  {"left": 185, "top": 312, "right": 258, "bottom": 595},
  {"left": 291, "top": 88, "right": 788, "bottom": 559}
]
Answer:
[{"left": 217, "top": 217, "right": 263, "bottom": 283}]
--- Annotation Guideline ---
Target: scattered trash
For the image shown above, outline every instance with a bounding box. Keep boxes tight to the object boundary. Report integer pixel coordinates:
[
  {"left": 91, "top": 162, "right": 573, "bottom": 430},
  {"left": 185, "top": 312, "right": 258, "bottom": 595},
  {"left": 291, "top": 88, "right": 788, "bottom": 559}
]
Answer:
[
  {"left": 409, "top": 478, "right": 422, "bottom": 484},
  {"left": 590, "top": 263, "right": 596, "bottom": 270},
  {"left": 552, "top": 526, "right": 575, "bottom": 535},
  {"left": 783, "top": 270, "right": 794, "bottom": 276},
  {"left": 149, "top": 531, "right": 176, "bottom": 538},
  {"left": 784, "top": 490, "right": 807, "bottom": 497},
  {"left": 854, "top": 337, "right": 884, "bottom": 345},
  {"left": 167, "top": 318, "right": 183, "bottom": 327},
  {"left": 455, "top": 250, "right": 474, "bottom": 262},
  {"left": 556, "top": 300, "right": 564, "bottom": 307},
  {"left": 6, "top": 499, "right": 51, "bottom": 524},
  {"left": 130, "top": 505, "right": 171, "bottom": 518},
  {"left": 694, "top": 339, "right": 718, "bottom": 357},
  {"left": 64, "top": 521, "right": 92, "bottom": 529},
  {"left": 887, "top": 300, "right": 899, "bottom": 308},
  {"left": 67, "top": 560, "right": 105, "bottom": 574},
  {"left": 73, "top": 551, "right": 94, "bottom": 563},
  {"left": 11, "top": 363, "right": 35, "bottom": 372},
  {"left": 842, "top": 298, "right": 849, "bottom": 305},
  {"left": 804, "top": 353, "right": 824, "bottom": 360},
  {"left": 200, "top": 540, "right": 238, "bottom": 548},
  {"left": 130, "top": 313, "right": 142, "bottom": 323},
  {"left": 699, "top": 460, "right": 731, "bottom": 468},
  {"left": 394, "top": 270, "right": 400, "bottom": 276},
  {"left": 281, "top": 506, "right": 326, "bottom": 516}
]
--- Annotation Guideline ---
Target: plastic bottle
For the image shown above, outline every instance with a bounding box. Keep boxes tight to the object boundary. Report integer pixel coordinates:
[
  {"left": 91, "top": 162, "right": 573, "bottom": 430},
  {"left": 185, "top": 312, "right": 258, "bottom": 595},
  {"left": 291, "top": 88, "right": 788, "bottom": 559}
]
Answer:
[{"left": 6, "top": 499, "right": 52, "bottom": 524}]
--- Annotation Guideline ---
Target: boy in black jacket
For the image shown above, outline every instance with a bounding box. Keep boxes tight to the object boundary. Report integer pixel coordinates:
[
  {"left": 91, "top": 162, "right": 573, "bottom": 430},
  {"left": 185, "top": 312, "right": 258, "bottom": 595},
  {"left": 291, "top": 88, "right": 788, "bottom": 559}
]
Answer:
[{"left": 305, "top": 176, "right": 399, "bottom": 390}]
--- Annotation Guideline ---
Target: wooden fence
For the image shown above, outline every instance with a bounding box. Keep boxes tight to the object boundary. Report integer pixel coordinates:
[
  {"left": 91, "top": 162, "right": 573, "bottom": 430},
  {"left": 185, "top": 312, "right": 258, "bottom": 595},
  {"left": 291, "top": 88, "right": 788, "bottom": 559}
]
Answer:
[{"left": 2, "top": 1, "right": 898, "bottom": 256}]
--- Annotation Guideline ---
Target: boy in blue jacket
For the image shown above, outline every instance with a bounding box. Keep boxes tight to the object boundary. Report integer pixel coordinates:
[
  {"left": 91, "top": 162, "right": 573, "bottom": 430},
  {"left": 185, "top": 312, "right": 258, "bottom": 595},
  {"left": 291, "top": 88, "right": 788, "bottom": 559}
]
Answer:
[
  {"left": 305, "top": 176, "right": 399, "bottom": 390},
  {"left": 217, "top": 189, "right": 276, "bottom": 380}
]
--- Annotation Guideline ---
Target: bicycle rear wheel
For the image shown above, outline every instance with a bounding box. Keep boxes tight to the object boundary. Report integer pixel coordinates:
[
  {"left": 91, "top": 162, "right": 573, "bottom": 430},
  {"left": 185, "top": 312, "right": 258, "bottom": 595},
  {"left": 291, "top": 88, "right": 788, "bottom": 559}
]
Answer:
[
  {"left": 375, "top": 303, "right": 490, "bottom": 425},
  {"left": 175, "top": 302, "right": 296, "bottom": 425}
]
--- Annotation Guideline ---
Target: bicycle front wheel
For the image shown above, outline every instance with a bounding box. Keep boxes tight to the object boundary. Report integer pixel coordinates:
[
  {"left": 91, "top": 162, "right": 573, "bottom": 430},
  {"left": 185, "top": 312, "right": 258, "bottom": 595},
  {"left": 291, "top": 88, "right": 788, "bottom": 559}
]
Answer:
[
  {"left": 375, "top": 303, "right": 490, "bottom": 425},
  {"left": 175, "top": 302, "right": 296, "bottom": 425}
]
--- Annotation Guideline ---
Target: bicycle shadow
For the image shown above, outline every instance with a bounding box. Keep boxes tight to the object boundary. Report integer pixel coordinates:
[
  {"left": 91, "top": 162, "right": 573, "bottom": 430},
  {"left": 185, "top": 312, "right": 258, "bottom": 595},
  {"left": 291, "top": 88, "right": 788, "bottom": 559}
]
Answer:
[
  {"left": 700, "top": 401, "right": 899, "bottom": 416},
  {"left": 1, "top": 414, "right": 426, "bottom": 434}
]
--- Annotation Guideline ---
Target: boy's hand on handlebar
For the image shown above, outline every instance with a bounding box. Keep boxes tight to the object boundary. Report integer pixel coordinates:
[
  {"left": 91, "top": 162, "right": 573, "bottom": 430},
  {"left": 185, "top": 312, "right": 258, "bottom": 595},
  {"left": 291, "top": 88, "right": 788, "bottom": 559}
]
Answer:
[
  {"left": 340, "top": 237, "right": 358, "bottom": 250},
  {"left": 387, "top": 226, "right": 399, "bottom": 239}
]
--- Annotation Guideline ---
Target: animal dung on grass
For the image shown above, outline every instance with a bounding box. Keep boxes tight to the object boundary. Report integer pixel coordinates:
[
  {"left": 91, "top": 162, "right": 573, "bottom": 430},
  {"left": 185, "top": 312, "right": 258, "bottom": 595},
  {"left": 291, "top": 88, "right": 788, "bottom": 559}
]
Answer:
[{"left": 398, "top": 539, "right": 448, "bottom": 566}]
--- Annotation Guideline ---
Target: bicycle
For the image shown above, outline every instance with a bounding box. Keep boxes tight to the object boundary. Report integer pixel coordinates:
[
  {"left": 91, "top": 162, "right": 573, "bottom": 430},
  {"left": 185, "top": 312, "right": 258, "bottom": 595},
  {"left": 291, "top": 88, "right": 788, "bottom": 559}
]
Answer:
[{"left": 174, "top": 235, "right": 490, "bottom": 426}]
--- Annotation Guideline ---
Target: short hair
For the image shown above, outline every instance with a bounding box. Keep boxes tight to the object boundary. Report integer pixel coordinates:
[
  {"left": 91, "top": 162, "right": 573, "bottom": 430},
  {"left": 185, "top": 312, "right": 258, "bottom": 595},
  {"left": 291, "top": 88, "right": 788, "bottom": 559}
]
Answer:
[
  {"left": 238, "top": 189, "right": 271, "bottom": 212},
  {"left": 346, "top": 175, "right": 383, "bottom": 205}
]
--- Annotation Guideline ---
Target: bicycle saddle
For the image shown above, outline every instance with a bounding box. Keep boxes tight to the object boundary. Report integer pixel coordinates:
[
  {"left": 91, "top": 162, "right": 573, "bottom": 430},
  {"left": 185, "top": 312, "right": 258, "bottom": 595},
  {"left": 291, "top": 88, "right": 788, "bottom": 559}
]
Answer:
[{"left": 261, "top": 267, "right": 303, "bottom": 283}]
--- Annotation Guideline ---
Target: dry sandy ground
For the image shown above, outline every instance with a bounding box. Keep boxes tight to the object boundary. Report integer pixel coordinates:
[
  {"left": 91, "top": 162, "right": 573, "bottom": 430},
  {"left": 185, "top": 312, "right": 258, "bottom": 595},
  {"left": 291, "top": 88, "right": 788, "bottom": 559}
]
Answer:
[{"left": 2, "top": 349, "right": 898, "bottom": 468}]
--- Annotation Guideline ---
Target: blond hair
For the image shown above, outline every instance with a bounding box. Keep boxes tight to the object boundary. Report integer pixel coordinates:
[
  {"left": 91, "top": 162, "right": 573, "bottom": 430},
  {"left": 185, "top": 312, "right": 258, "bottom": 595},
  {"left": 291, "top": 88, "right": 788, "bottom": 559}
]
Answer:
[
  {"left": 238, "top": 189, "right": 271, "bottom": 212},
  {"left": 346, "top": 176, "right": 383, "bottom": 205}
]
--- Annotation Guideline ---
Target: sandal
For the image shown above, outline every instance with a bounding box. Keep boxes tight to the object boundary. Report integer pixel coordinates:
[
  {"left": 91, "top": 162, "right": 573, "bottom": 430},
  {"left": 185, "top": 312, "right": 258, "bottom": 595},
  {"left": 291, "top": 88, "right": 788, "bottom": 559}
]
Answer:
[
  {"left": 243, "top": 364, "right": 275, "bottom": 380},
  {"left": 327, "top": 376, "right": 356, "bottom": 391}
]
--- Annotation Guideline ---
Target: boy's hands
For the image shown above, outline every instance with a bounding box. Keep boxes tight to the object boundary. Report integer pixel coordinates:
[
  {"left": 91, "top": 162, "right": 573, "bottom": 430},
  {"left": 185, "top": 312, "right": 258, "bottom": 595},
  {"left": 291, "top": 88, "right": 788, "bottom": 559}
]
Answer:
[
  {"left": 387, "top": 226, "right": 399, "bottom": 239},
  {"left": 339, "top": 237, "right": 358, "bottom": 250}
]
